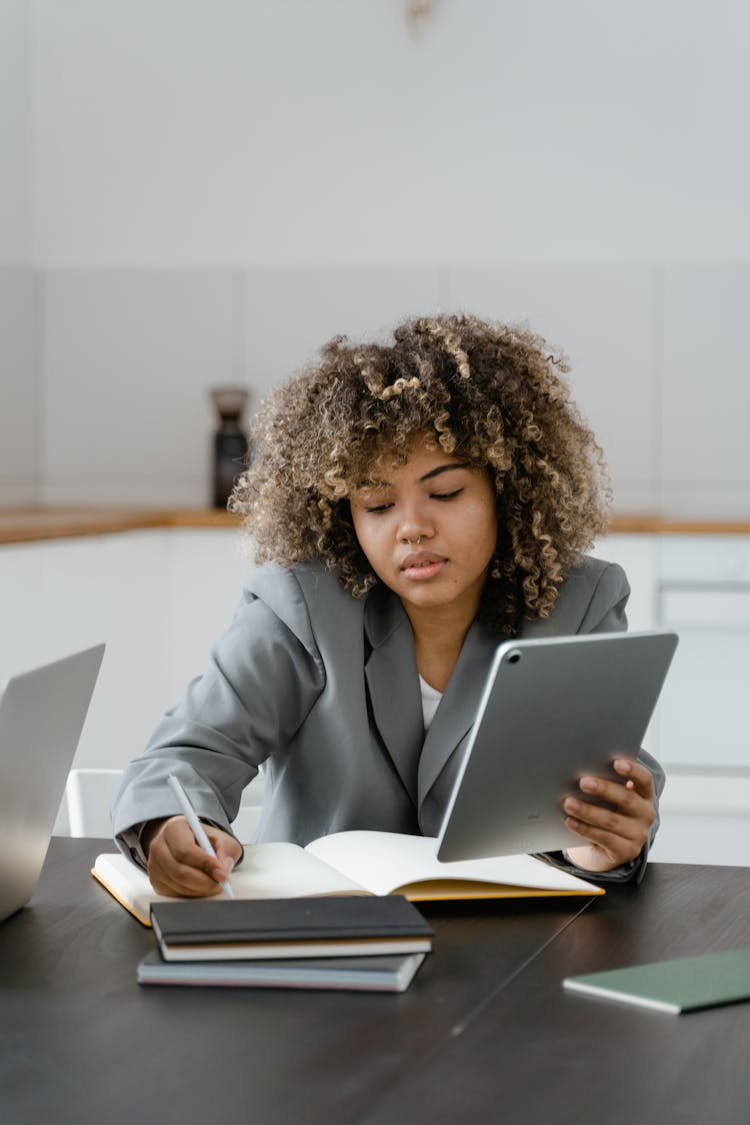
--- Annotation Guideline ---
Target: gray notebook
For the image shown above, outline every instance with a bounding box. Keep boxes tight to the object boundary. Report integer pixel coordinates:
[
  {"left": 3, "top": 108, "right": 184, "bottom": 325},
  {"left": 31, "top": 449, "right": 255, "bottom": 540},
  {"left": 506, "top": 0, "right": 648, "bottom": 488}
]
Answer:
[{"left": 138, "top": 949, "right": 427, "bottom": 992}]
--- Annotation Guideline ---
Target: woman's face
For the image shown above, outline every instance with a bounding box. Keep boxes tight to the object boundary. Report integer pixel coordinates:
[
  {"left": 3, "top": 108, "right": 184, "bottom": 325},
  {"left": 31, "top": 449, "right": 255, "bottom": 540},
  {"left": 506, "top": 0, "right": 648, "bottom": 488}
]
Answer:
[{"left": 349, "top": 438, "right": 498, "bottom": 627}]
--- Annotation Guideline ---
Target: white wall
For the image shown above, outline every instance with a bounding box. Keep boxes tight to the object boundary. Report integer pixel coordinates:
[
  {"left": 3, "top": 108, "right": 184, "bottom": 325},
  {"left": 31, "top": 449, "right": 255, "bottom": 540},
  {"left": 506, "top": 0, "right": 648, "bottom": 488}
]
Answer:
[
  {"left": 2, "top": 2, "right": 750, "bottom": 513},
  {"left": 30, "top": 0, "right": 750, "bottom": 266},
  {"left": 0, "top": 0, "right": 31, "bottom": 265},
  {"left": 0, "top": 0, "right": 37, "bottom": 506}
]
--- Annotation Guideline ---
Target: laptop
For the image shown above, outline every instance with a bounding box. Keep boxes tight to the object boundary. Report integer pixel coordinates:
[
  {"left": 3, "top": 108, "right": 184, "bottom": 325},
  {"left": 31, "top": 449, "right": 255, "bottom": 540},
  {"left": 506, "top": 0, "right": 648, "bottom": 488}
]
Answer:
[
  {"left": 0, "top": 644, "right": 105, "bottom": 923},
  {"left": 436, "top": 630, "right": 678, "bottom": 862}
]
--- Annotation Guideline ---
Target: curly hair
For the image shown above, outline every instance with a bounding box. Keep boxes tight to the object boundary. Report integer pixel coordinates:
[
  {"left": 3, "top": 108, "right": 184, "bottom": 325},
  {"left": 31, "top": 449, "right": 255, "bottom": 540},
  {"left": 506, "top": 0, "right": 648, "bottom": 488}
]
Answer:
[{"left": 230, "top": 313, "right": 611, "bottom": 636}]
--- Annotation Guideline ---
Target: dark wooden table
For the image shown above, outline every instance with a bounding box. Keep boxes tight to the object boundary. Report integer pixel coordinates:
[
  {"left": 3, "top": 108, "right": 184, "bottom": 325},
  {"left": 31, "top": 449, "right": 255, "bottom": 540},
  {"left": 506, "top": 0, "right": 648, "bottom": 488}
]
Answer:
[{"left": 2, "top": 840, "right": 749, "bottom": 1125}]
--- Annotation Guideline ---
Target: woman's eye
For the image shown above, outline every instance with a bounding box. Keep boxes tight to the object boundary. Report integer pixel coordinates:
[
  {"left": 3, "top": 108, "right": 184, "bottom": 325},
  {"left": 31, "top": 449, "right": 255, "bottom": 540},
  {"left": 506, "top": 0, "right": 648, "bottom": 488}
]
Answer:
[
  {"left": 432, "top": 488, "right": 464, "bottom": 502},
  {"left": 365, "top": 502, "right": 393, "bottom": 514}
]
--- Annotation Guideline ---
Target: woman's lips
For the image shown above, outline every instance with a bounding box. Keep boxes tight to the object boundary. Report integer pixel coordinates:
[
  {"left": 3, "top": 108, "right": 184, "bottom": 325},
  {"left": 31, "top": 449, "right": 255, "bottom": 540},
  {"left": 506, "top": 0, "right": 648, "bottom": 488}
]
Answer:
[{"left": 400, "top": 552, "right": 446, "bottom": 580}]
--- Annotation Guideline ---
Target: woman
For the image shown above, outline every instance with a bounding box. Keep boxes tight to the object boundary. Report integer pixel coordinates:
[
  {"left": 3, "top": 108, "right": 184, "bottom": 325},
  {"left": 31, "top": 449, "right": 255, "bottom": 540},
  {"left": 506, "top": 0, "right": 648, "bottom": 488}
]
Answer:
[{"left": 112, "top": 314, "right": 662, "bottom": 896}]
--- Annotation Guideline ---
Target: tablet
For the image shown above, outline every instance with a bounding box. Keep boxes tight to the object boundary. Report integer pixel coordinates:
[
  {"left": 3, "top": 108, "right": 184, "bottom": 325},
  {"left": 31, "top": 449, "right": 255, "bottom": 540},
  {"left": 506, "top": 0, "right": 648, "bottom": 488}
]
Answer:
[{"left": 436, "top": 630, "right": 678, "bottom": 862}]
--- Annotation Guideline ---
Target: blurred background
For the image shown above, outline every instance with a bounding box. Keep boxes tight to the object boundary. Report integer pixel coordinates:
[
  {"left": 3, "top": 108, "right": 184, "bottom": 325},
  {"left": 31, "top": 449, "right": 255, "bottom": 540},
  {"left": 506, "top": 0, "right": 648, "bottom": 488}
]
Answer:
[
  {"left": 1, "top": 1, "right": 748, "bottom": 855},
  {"left": 2, "top": 0, "right": 749, "bottom": 513}
]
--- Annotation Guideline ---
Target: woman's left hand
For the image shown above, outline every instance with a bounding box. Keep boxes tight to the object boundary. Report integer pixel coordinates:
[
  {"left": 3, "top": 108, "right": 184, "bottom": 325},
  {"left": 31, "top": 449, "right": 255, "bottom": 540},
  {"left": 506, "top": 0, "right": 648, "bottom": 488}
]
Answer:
[{"left": 563, "top": 758, "right": 656, "bottom": 874}]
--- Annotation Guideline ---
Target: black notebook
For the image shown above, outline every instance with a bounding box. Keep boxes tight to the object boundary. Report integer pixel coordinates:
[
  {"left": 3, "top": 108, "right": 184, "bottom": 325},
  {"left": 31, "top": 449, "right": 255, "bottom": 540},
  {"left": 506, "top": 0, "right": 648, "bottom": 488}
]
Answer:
[
  {"left": 137, "top": 949, "right": 427, "bottom": 992},
  {"left": 150, "top": 894, "right": 434, "bottom": 962}
]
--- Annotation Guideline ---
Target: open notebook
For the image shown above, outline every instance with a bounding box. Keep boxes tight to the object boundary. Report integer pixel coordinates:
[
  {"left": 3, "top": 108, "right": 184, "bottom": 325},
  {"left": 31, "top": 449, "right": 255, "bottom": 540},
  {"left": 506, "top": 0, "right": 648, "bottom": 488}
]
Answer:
[{"left": 93, "top": 830, "right": 602, "bottom": 926}]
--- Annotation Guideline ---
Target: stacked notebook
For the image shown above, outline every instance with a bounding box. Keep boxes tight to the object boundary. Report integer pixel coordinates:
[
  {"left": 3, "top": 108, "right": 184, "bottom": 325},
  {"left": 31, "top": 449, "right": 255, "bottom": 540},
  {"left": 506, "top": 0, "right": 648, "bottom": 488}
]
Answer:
[
  {"left": 138, "top": 893, "right": 433, "bottom": 993},
  {"left": 91, "top": 829, "right": 602, "bottom": 993}
]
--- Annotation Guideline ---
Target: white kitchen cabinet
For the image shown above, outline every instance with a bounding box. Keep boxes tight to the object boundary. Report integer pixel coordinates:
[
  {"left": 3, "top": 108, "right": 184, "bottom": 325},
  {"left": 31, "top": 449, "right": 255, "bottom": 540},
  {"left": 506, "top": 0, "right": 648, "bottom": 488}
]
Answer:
[
  {"left": 2, "top": 527, "right": 748, "bottom": 862},
  {"left": 0, "top": 529, "right": 253, "bottom": 773},
  {"left": 655, "top": 535, "right": 750, "bottom": 771},
  {"left": 649, "top": 774, "right": 750, "bottom": 866},
  {"left": 650, "top": 534, "right": 750, "bottom": 864}
]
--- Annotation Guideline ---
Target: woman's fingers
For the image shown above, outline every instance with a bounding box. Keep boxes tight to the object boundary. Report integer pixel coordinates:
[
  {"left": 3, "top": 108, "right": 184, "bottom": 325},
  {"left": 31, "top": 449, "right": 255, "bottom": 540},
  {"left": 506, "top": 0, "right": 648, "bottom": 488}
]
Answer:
[
  {"left": 612, "top": 758, "right": 656, "bottom": 799},
  {"left": 147, "top": 817, "right": 239, "bottom": 897},
  {"left": 562, "top": 759, "right": 657, "bottom": 871}
]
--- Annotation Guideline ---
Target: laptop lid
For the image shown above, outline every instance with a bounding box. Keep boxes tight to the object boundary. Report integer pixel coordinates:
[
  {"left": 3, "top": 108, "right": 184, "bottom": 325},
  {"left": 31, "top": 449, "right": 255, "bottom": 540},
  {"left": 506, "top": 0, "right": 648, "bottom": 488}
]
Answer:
[
  {"left": 436, "top": 630, "right": 678, "bottom": 862},
  {"left": 0, "top": 644, "right": 105, "bottom": 923}
]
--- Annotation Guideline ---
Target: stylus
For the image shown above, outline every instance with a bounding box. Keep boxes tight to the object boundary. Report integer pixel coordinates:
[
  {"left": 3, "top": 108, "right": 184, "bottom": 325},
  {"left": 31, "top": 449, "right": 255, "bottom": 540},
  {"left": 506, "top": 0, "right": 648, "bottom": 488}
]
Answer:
[{"left": 166, "top": 774, "right": 235, "bottom": 899}]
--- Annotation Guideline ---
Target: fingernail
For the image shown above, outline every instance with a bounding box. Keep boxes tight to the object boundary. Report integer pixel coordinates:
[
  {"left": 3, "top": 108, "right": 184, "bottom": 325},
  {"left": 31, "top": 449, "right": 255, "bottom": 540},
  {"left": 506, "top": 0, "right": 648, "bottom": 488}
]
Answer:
[
  {"left": 567, "top": 817, "right": 580, "bottom": 831},
  {"left": 580, "top": 777, "right": 598, "bottom": 793},
  {"left": 615, "top": 759, "right": 631, "bottom": 773},
  {"left": 565, "top": 798, "right": 581, "bottom": 813}
]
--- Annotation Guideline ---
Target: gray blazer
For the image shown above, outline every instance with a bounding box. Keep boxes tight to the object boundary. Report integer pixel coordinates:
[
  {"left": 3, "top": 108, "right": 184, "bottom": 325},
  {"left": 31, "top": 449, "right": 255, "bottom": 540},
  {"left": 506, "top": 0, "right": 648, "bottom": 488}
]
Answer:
[{"left": 112, "top": 557, "right": 664, "bottom": 881}]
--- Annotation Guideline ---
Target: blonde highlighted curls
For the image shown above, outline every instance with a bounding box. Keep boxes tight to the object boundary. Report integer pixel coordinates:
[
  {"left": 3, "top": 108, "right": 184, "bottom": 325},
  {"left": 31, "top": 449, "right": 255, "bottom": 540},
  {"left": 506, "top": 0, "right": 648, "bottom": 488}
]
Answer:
[{"left": 230, "top": 313, "right": 612, "bottom": 635}]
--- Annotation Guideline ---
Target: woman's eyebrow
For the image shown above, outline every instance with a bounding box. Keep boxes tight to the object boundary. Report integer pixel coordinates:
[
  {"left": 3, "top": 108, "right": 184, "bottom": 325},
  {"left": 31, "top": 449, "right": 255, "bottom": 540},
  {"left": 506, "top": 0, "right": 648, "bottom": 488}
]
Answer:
[
  {"left": 355, "top": 462, "right": 471, "bottom": 491},
  {"left": 417, "top": 462, "right": 471, "bottom": 483}
]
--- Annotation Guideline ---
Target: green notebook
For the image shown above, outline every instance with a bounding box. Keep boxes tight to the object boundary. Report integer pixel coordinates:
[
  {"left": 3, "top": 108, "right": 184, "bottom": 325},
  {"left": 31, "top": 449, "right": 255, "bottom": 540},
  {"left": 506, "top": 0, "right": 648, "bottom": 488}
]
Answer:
[{"left": 563, "top": 947, "right": 750, "bottom": 1014}]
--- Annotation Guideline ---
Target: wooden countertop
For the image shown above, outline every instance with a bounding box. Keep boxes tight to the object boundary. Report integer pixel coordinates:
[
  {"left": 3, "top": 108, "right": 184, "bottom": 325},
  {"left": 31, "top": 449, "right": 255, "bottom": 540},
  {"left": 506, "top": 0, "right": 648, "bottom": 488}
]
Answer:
[
  {"left": 1, "top": 506, "right": 749, "bottom": 546},
  {"left": 0, "top": 507, "right": 241, "bottom": 545},
  {"left": 608, "top": 514, "right": 750, "bottom": 534}
]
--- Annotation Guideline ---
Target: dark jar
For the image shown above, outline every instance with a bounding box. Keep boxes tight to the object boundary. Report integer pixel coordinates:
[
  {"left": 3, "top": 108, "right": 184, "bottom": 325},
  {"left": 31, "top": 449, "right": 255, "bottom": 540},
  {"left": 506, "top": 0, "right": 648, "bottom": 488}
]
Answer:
[{"left": 209, "top": 386, "right": 250, "bottom": 509}]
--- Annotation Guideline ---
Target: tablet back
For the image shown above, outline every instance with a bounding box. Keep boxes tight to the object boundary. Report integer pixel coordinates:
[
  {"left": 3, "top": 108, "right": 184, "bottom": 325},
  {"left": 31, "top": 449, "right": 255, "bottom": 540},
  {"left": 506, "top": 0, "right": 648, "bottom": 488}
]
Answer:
[
  {"left": 436, "top": 630, "right": 678, "bottom": 862},
  {"left": 0, "top": 644, "right": 105, "bottom": 922}
]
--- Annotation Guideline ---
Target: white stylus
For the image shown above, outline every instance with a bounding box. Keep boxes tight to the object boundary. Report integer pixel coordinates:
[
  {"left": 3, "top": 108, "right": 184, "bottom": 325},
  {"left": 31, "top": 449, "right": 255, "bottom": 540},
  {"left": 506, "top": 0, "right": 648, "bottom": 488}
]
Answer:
[{"left": 166, "top": 774, "right": 235, "bottom": 899}]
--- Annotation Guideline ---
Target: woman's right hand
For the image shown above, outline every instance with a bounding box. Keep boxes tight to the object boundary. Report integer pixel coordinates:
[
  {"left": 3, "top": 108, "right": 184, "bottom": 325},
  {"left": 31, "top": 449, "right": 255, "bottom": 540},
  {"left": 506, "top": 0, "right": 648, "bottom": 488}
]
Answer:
[{"left": 143, "top": 815, "right": 242, "bottom": 897}]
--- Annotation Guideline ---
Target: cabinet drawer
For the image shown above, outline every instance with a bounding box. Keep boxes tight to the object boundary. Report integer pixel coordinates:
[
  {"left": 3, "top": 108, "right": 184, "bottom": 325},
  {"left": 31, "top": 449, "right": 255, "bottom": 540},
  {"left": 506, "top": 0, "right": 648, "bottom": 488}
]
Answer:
[
  {"left": 659, "top": 535, "right": 750, "bottom": 584},
  {"left": 661, "top": 589, "right": 750, "bottom": 628}
]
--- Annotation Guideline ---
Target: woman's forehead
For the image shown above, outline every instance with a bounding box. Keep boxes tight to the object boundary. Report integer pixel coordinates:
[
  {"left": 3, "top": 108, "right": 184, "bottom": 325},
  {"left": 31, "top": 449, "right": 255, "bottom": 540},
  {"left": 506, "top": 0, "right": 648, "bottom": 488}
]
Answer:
[{"left": 353, "top": 438, "right": 471, "bottom": 490}]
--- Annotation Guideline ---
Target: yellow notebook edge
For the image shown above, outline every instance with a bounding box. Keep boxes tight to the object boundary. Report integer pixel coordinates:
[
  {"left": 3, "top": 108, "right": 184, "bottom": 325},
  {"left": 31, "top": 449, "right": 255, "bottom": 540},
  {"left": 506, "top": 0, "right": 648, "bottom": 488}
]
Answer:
[
  {"left": 91, "top": 864, "right": 152, "bottom": 927},
  {"left": 90, "top": 855, "right": 604, "bottom": 917},
  {"left": 399, "top": 880, "right": 605, "bottom": 901}
]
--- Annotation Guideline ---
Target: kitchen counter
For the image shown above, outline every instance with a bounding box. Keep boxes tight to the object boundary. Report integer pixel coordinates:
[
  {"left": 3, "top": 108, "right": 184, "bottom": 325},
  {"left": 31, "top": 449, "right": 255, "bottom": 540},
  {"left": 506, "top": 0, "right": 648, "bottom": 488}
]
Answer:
[
  {"left": 1, "top": 507, "right": 749, "bottom": 546},
  {"left": 0, "top": 507, "right": 241, "bottom": 545}
]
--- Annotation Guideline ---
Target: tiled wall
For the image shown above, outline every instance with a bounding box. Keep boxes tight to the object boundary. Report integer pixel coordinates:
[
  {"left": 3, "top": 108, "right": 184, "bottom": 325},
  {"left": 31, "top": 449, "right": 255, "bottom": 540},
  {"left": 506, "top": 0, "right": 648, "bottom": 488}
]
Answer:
[
  {"left": 661, "top": 265, "right": 750, "bottom": 517},
  {"left": 0, "top": 1, "right": 34, "bottom": 505},
  {"left": 4, "top": 261, "right": 744, "bottom": 515},
  {"left": 0, "top": 268, "right": 36, "bottom": 505},
  {"left": 40, "top": 270, "right": 241, "bottom": 507}
]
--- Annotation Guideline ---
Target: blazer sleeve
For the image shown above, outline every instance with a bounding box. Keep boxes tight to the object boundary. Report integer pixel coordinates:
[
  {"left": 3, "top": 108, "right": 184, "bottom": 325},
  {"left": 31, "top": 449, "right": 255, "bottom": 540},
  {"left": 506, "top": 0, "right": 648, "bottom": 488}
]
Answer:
[{"left": 111, "top": 577, "right": 326, "bottom": 856}]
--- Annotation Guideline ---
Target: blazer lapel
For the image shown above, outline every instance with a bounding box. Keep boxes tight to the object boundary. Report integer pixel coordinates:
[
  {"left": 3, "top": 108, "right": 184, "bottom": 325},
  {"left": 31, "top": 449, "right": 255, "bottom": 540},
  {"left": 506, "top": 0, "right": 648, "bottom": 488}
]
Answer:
[
  {"left": 417, "top": 618, "right": 499, "bottom": 810},
  {"left": 364, "top": 587, "right": 424, "bottom": 805}
]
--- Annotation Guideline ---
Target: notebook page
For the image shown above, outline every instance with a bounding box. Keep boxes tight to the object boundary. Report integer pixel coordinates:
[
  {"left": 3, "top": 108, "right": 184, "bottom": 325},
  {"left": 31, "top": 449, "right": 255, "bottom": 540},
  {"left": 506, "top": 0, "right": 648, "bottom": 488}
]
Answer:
[
  {"left": 93, "top": 844, "right": 366, "bottom": 925},
  {"left": 305, "top": 831, "right": 599, "bottom": 896}
]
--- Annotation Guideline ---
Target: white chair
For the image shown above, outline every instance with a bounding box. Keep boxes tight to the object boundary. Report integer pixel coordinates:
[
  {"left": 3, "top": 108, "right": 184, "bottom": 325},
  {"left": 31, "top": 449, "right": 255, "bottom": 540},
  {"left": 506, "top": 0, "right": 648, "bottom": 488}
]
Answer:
[
  {"left": 64, "top": 768, "right": 124, "bottom": 837},
  {"left": 60, "top": 767, "right": 266, "bottom": 842}
]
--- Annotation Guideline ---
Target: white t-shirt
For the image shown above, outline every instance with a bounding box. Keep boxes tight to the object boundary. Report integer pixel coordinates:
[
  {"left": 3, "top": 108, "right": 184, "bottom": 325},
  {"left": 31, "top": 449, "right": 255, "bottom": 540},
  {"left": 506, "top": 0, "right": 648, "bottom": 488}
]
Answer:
[{"left": 419, "top": 675, "right": 443, "bottom": 732}]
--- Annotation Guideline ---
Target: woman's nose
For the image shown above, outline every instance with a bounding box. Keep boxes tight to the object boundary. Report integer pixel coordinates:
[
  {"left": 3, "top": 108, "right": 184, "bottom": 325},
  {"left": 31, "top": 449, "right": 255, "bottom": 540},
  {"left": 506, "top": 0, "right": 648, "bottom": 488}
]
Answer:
[{"left": 397, "top": 503, "right": 433, "bottom": 544}]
